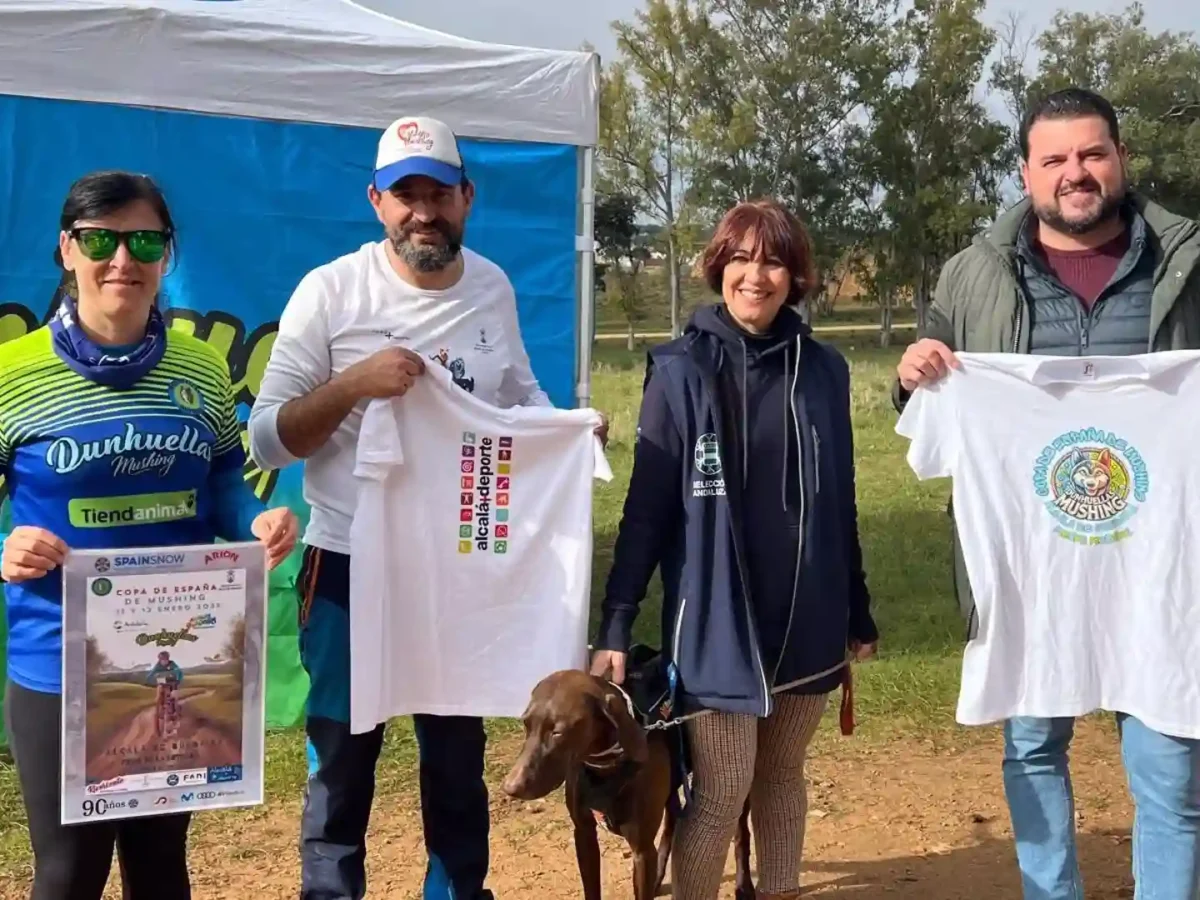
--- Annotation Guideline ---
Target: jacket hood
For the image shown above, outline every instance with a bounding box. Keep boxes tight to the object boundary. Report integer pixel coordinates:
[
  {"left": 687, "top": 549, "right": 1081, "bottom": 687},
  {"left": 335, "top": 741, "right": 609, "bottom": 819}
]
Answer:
[{"left": 686, "top": 303, "right": 811, "bottom": 365}]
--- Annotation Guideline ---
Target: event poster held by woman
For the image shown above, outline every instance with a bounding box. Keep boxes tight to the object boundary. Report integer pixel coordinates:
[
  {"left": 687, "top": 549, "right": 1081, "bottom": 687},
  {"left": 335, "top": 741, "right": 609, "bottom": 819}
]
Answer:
[
  {"left": 0, "top": 171, "right": 298, "bottom": 899},
  {"left": 591, "top": 199, "right": 878, "bottom": 900}
]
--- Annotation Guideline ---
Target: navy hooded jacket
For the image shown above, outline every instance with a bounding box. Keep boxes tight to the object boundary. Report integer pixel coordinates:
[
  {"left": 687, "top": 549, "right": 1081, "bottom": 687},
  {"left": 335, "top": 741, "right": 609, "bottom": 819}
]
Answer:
[{"left": 596, "top": 304, "right": 877, "bottom": 717}]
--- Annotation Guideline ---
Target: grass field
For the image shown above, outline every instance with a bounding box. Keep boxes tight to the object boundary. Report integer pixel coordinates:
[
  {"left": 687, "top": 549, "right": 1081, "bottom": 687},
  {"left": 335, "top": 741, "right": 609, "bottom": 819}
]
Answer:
[
  {"left": 0, "top": 332, "right": 968, "bottom": 883},
  {"left": 594, "top": 268, "right": 917, "bottom": 337}
]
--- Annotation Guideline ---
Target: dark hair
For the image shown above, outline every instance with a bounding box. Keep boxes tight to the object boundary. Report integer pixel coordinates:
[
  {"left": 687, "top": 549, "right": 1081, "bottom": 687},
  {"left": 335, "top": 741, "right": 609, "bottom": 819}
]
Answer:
[
  {"left": 701, "top": 199, "right": 816, "bottom": 307},
  {"left": 1019, "top": 88, "right": 1121, "bottom": 160},
  {"left": 53, "top": 170, "right": 177, "bottom": 300}
]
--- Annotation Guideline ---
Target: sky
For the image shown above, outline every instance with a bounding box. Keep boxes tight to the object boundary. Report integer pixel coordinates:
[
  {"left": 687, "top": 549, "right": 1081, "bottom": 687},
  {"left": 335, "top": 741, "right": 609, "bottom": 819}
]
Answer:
[{"left": 384, "top": 0, "right": 1194, "bottom": 69}]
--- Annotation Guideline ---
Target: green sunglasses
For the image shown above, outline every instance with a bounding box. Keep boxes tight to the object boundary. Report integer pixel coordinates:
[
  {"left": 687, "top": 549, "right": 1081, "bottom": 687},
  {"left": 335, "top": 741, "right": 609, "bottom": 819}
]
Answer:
[{"left": 70, "top": 227, "right": 170, "bottom": 264}]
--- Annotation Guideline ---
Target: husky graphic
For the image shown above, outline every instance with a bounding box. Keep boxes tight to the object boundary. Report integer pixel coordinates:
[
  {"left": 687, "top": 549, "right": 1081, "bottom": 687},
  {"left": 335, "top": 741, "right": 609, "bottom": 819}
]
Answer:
[
  {"left": 1070, "top": 448, "right": 1112, "bottom": 497},
  {"left": 429, "top": 348, "right": 476, "bottom": 394},
  {"left": 1052, "top": 446, "right": 1129, "bottom": 521}
]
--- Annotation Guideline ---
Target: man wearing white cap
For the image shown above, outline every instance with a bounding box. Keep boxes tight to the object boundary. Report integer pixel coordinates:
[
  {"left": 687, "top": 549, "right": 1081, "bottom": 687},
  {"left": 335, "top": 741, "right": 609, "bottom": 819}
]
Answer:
[{"left": 249, "top": 115, "right": 588, "bottom": 899}]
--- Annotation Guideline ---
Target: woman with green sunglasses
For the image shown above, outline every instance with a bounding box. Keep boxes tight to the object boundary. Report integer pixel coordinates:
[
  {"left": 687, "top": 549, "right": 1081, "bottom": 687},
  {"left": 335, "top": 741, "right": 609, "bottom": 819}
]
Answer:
[{"left": 0, "top": 170, "right": 300, "bottom": 899}]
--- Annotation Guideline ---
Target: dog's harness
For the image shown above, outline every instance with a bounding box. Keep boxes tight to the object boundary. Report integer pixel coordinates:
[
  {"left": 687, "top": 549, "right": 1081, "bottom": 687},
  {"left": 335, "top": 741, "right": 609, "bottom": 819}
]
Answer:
[
  {"left": 602, "top": 649, "right": 856, "bottom": 734},
  {"left": 594, "top": 646, "right": 859, "bottom": 816}
]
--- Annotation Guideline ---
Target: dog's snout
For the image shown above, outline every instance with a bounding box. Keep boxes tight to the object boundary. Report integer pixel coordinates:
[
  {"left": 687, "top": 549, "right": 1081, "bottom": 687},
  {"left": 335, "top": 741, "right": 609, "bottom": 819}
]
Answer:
[
  {"left": 501, "top": 763, "right": 531, "bottom": 799},
  {"left": 502, "top": 740, "right": 566, "bottom": 802}
]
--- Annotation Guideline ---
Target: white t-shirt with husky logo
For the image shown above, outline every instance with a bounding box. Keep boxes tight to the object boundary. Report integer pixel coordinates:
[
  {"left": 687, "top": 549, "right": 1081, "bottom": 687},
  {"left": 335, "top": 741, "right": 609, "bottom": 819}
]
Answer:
[
  {"left": 896, "top": 350, "right": 1200, "bottom": 739},
  {"left": 347, "top": 362, "right": 612, "bottom": 733}
]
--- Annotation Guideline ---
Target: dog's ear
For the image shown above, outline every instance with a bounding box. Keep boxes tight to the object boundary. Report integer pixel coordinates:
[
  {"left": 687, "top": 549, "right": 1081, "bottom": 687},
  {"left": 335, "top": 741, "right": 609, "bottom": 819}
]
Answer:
[{"left": 598, "top": 690, "right": 649, "bottom": 765}]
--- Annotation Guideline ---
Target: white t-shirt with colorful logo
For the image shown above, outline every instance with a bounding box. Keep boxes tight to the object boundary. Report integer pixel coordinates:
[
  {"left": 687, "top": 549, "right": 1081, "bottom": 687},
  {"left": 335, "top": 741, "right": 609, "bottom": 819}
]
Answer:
[
  {"left": 896, "top": 350, "right": 1200, "bottom": 739},
  {"left": 248, "top": 241, "right": 551, "bottom": 557},
  {"left": 347, "top": 362, "right": 612, "bottom": 733}
]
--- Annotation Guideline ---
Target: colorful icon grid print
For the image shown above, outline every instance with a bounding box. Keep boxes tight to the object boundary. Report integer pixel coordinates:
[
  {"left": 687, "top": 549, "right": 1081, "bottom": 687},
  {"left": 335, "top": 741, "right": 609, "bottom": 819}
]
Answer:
[{"left": 458, "top": 431, "right": 514, "bottom": 555}]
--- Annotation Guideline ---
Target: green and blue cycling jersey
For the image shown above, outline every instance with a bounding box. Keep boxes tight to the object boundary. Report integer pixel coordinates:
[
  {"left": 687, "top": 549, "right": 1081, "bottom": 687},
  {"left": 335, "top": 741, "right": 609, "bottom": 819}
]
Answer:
[
  {"left": 0, "top": 327, "right": 265, "bottom": 694},
  {"left": 147, "top": 660, "right": 184, "bottom": 686}
]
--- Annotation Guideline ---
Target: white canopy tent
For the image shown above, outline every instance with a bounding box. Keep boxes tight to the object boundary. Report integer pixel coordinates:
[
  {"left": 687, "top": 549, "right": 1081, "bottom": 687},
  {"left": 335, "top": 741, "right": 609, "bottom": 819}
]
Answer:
[
  {"left": 0, "top": 0, "right": 602, "bottom": 732},
  {"left": 0, "top": 0, "right": 601, "bottom": 405},
  {"left": 0, "top": 0, "right": 599, "bottom": 143}
]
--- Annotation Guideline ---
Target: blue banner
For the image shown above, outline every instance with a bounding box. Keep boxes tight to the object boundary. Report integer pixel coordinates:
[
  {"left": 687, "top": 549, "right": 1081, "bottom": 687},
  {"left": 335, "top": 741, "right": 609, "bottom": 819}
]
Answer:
[{"left": 0, "top": 93, "right": 582, "bottom": 731}]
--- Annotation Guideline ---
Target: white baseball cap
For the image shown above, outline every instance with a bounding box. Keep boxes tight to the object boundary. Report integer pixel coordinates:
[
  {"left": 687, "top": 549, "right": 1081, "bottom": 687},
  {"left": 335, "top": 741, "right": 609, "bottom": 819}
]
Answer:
[{"left": 373, "top": 116, "right": 465, "bottom": 191}]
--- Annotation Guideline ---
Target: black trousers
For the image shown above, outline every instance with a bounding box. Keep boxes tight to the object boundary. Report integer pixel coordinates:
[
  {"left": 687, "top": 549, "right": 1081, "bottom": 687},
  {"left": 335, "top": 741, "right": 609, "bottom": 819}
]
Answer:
[
  {"left": 5, "top": 680, "right": 192, "bottom": 899},
  {"left": 297, "top": 546, "right": 492, "bottom": 900}
]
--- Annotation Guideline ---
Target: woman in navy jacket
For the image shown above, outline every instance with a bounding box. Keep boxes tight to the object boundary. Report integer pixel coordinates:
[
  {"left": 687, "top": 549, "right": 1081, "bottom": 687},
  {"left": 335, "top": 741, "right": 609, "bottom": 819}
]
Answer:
[{"left": 591, "top": 199, "right": 878, "bottom": 900}]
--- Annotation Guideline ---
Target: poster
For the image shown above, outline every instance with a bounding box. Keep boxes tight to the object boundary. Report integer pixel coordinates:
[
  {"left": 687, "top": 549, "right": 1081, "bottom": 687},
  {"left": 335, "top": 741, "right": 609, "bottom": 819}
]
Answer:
[{"left": 60, "top": 542, "right": 267, "bottom": 824}]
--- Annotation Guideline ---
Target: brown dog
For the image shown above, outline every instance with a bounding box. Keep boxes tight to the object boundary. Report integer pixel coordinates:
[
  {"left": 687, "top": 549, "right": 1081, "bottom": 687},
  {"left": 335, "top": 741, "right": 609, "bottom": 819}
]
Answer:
[{"left": 502, "top": 669, "right": 754, "bottom": 899}]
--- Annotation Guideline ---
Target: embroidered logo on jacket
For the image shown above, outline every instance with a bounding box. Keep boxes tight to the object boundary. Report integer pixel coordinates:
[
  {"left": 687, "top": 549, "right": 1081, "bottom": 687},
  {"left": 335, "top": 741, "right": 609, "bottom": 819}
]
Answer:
[{"left": 692, "top": 433, "right": 725, "bottom": 497}]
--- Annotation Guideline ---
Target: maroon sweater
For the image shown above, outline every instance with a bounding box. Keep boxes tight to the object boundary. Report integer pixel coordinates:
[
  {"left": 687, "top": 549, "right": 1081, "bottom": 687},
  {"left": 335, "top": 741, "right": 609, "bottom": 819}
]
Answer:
[{"left": 1039, "top": 230, "right": 1130, "bottom": 310}]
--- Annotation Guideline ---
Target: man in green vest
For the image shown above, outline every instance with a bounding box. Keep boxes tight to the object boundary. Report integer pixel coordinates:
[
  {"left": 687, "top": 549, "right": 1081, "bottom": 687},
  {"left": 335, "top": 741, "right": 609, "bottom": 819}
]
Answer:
[{"left": 894, "top": 87, "right": 1200, "bottom": 899}]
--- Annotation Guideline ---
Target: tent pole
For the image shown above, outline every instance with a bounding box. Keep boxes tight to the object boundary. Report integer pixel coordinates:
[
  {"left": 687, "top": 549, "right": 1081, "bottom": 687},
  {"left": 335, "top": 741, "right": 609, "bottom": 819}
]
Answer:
[{"left": 576, "top": 144, "right": 597, "bottom": 409}]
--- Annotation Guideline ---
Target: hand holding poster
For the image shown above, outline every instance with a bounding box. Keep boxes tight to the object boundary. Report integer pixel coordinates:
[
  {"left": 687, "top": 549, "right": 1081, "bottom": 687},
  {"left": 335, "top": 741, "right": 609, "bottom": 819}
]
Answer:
[{"left": 60, "top": 542, "right": 267, "bottom": 824}]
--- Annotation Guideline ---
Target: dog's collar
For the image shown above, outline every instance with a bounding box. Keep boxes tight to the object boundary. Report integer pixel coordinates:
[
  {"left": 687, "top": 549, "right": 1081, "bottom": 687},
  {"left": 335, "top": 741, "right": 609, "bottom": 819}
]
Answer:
[
  {"left": 581, "top": 681, "right": 640, "bottom": 772},
  {"left": 608, "top": 681, "right": 638, "bottom": 722},
  {"left": 582, "top": 744, "right": 625, "bottom": 772}
]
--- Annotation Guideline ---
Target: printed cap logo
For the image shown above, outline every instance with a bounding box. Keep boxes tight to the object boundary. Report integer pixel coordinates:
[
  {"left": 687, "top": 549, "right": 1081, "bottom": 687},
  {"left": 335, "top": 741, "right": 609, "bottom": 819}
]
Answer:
[{"left": 396, "top": 120, "right": 435, "bottom": 150}]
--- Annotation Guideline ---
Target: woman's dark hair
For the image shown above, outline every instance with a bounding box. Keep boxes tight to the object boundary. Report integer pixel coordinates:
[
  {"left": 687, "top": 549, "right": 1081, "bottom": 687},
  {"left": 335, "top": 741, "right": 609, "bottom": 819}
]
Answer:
[
  {"left": 701, "top": 199, "right": 817, "bottom": 307},
  {"left": 53, "top": 170, "right": 177, "bottom": 301}
]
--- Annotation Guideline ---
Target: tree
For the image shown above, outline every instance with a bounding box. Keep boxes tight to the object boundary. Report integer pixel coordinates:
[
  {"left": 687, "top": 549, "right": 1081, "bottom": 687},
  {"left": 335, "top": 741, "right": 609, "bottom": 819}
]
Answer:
[
  {"left": 85, "top": 636, "right": 113, "bottom": 708},
  {"left": 990, "top": 12, "right": 1036, "bottom": 132},
  {"left": 995, "top": 3, "right": 1200, "bottom": 217},
  {"left": 682, "top": 0, "right": 899, "bottom": 316},
  {"left": 855, "top": 0, "right": 1013, "bottom": 343},
  {"left": 606, "top": 244, "right": 653, "bottom": 351},
  {"left": 222, "top": 614, "right": 246, "bottom": 688},
  {"left": 595, "top": 189, "right": 653, "bottom": 349},
  {"left": 600, "top": 0, "right": 701, "bottom": 337},
  {"left": 594, "top": 190, "right": 640, "bottom": 268},
  {"left": 85, "top": 635, "right": 112, "bottom": 679}
]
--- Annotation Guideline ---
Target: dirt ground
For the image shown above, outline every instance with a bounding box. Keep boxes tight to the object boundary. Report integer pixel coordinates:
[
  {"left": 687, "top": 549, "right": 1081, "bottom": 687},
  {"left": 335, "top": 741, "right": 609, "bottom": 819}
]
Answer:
[
  {"left": 88, "top": 692, "right": 241, "bottom": 780},
  {"left": 185, "top": 718, "right": 1136, "bottom": 899},
  {"left": 2, "top": 718, "right": 1138, "bottom": 899}
]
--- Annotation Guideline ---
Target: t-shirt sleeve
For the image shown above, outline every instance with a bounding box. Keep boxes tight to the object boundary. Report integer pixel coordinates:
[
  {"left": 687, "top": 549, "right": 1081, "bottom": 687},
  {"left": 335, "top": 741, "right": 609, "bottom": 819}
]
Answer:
[
  {"left": 493, "top": 275, "right": 552, "bottom": 409},
  {"left": 894, "top": 377, "right": 959, "bottom": 480},
  {"left": 247, "top": 270, "right": 333, "bottom": 471},
  {"left": 354, "top": 398, "right": 404, "bottom": 481}
]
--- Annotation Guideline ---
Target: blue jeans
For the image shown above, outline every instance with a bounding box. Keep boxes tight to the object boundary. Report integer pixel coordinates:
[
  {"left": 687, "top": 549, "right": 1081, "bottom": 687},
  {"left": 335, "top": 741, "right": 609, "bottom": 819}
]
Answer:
[
  {"left": 296, "top": 546, "right": 492, "bottom": 900},
  {"left": 1003, "top": 715, "right": 1200, "bottom": 900}
]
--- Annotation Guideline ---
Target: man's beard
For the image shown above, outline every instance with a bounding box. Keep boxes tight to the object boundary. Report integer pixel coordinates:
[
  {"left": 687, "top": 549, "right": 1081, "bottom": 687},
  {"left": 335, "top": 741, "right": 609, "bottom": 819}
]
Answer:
[
  {"left": 1033, "top": 176, "right": 1126, "bottom": 236},
  {"left": 388, "top": 218, "right": 463, "bottom": 272}
]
